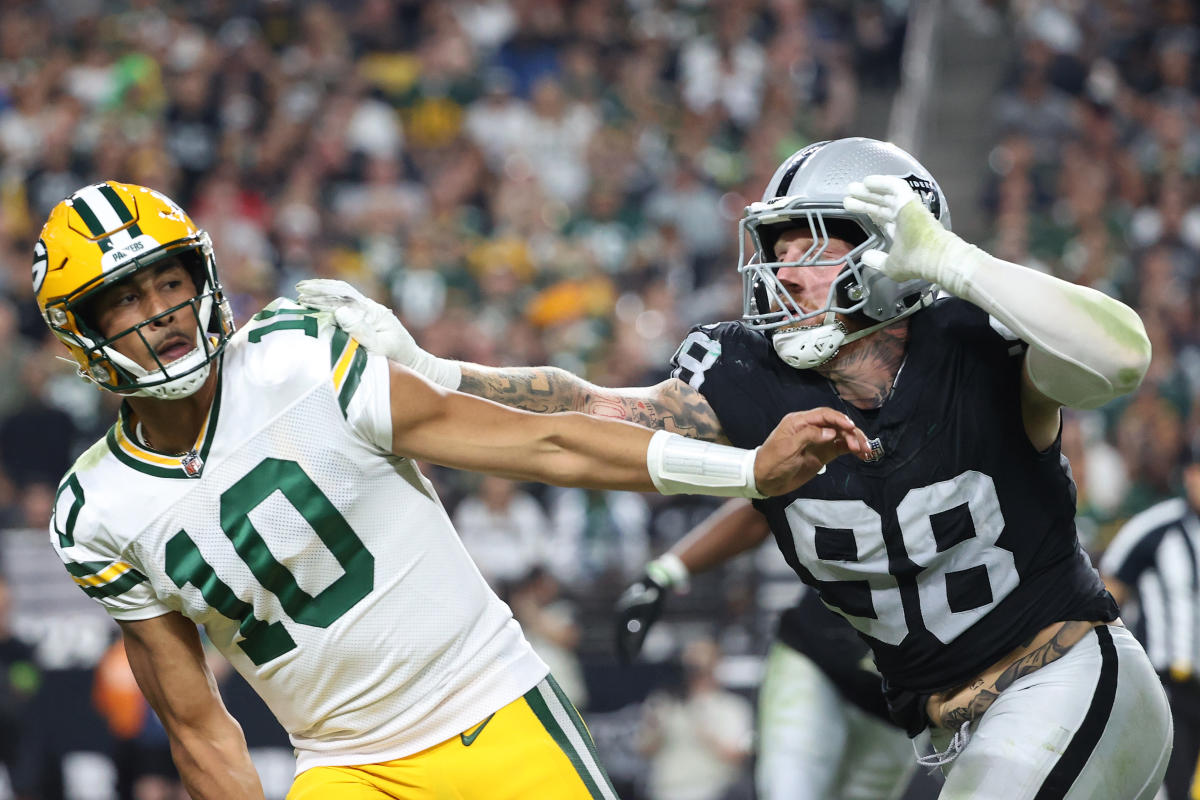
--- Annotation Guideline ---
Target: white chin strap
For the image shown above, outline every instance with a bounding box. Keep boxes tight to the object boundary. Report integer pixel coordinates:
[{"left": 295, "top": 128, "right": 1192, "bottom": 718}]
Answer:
[
  {"left": 103, "top": 329, "right": 214, "bottom": 399},
  {"left": 773, "top": 298, "right": 930, "bottom": 370},
  {"left": 773, "top": 315, "right": 848, "bottom": 369},
  {"left": 96, "top": 294, "right": 217, "bottom": 400}
]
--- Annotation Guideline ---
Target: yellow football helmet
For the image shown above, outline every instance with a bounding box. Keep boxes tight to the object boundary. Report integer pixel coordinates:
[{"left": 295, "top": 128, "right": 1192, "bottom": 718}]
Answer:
[{"left": 34, "top": 181, "right": 235, "bottom": 399}]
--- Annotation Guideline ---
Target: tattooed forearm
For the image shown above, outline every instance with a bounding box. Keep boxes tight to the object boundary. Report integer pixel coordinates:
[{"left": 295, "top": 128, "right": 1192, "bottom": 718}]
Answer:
[
  {"left": 458, "top": 365, "right": 579, "bottom": 413},
  {"left": 457, "top": 367, "right": 728, "bottom": 441}
]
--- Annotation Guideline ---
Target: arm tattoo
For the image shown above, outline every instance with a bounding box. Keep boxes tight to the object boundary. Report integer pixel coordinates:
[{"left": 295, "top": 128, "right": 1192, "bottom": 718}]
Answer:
[
  {"left": 458, "top": 365, "right": 729, "bottom": 442},
  {"left": 457, "top": 366, "right": 580, "bottom": 414},
  {"left": 654, "top": 378, "right": 729, "bottom": 442},
  {"left": 937, "top": 688, "right": 999, "bottom": 731},
  {"left": 935, "top": 621, "right": 1093, "bottom": 729}
]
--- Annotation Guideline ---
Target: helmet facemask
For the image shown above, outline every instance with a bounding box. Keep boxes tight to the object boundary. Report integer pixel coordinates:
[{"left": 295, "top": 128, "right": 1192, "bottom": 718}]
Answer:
[
  {"left": 50, "top": 239, "right": 234, "bottom": 400},
  {"left": 741, "top": 205, "right": 919, "bottom": 369},
  {"left": 740, "top": 200, "right": 938, "bottom": 370},
  {"left": 740, "top": 202, "right": 884, "bottom": 332},
  {"left": 738, "top": 137, "right": 947, "bottom": 369}
]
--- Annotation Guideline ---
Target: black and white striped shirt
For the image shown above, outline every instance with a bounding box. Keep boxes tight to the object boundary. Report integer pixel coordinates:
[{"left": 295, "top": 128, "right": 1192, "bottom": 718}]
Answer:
[{"left": 1100, "top": 497, "right": 1200, "bottom": 673}]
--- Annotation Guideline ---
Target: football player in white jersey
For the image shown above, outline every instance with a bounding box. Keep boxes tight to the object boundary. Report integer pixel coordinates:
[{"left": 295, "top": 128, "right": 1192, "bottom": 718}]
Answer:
[
  {"left": 35, "top": 182, "right": 874, "bottom": 800},
  {"left": 304, "top": 138, "right": 1172, "bottom": 799}
]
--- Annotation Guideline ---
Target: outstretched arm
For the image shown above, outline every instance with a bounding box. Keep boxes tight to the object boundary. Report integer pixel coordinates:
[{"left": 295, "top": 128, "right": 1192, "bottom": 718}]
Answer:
[
  {"left": 386, "top": 362, "right": 869, "bottom": 498},
  {"left": 119, "top": 614, "right": 265, "bottom": 800},
  {"left": 294, "top": 279, "right": 730, "bottom": 442},
  {"left": 458, "top": 367, "right": 729, "bottom": 442}
]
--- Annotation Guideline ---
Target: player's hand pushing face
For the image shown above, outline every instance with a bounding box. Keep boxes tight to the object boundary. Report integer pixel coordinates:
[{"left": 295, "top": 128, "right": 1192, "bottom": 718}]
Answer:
[{"left": 753, "top": 408, "right": 869, "bottom": 496}]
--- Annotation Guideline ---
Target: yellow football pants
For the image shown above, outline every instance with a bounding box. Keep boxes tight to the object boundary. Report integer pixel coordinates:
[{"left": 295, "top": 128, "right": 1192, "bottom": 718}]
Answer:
[{"left": 288, "top": 676, "right": 619, "bottom": 800}]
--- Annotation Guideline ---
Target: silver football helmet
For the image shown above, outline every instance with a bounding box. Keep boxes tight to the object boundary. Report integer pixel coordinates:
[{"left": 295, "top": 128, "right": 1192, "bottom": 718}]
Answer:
[{"left": 739, "top": 137, "right": 951, "bottom": 368}]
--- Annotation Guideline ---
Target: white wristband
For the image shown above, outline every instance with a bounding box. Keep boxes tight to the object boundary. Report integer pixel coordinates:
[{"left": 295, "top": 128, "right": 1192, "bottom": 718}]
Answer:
[
  {"left": 645, "top": 430, "right": 765, "bottom": 499},
  {"left": 645, "top": 552, "right": 691, "bottom": 591}
]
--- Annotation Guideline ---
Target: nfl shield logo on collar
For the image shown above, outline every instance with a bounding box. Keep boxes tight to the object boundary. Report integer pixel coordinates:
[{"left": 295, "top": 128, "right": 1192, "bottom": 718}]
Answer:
[
  {"left": 865, "top": 437, "right": 885, "bottom": 462},
  {"left": 181, "top": 451, "right": 204, "bottom": 477}
]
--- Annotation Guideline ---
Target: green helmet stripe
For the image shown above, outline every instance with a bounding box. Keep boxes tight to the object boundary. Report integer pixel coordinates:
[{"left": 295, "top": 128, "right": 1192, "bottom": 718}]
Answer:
[
  {"left": 69, "top": 196, "right": 114, "bottom": 253},
  {"left": 96, "top": 183, "right": 145, "bottom": 239}
]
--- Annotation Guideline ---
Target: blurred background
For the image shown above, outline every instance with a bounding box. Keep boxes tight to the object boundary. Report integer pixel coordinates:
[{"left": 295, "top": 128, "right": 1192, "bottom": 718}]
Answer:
[{"left": 0, "top": 0, "right": 1196, "bottom": 798}]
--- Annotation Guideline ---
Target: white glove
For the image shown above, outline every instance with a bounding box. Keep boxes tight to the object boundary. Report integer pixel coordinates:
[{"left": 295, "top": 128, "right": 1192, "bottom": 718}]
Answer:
[
  {"left": 842, "top": 175, "right": 968, "bottom": 294},
  {"left": 845, "top": 177, "right": 1150, "bottom": 409},
  {"left": 295, "top": 279, "right": 462, "bottom": 390}
]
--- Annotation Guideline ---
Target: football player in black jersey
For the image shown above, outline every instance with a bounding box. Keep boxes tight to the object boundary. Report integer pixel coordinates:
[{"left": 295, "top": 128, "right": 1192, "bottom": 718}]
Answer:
[
  {"left": 300, "top": 137, "right": 1171, "bottom": 799},
  {"left": 615, "top": 498, "right": 915, "bottom": 800}
]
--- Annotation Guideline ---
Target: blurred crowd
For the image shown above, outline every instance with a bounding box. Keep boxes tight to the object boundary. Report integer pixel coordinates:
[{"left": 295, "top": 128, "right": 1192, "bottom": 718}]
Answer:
[
  {"left": 983, "top": 0, "right": 1200, "bottom": 545},
  {"left": 0, "top": 0, "right": 1197, "bottom": 795},
  {"left": 0, "top": 0, "right": 904, "bottom": 584}
]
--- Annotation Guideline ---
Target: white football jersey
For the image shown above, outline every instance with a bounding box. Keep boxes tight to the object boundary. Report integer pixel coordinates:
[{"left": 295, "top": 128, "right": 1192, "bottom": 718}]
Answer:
[{"left": 49, "top": 299, "right": 547, "bottom": 772}]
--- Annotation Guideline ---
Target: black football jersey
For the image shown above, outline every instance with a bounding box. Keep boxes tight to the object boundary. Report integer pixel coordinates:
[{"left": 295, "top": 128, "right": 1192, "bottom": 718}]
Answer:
[{"left": 670, "top": 298, "right": 1118, "bottom": 694}]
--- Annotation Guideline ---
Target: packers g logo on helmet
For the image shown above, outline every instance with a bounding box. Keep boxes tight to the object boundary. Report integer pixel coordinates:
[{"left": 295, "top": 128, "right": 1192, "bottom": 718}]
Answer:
[
  {"left": 35, "top": 181, "right": 235, "bottom": 400},
  {"left": 32, "top": 239, "right": 48, "bottom": 294}
]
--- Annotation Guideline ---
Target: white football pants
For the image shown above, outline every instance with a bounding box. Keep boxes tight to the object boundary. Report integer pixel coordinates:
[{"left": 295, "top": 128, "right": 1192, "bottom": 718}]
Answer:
[
  {"left": 756, "top": 641, "right": 915, "bottom": 800},
  {"left": 930, "top": 624, "right": 1172, "bottom": 799}
]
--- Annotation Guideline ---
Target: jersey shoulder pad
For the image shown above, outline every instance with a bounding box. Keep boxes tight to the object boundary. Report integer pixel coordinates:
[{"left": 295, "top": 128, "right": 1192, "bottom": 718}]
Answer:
[
  {"left": 670, "top": 321, "right": 769, "bottom": 390},
  {"left": 68, "top": 435, "right": 112, "bottom": 478},
  {"left": 51, "top": 436, "right": 140, "bottom": 553},
  {"left": 231, "top": 297, "right": 369, "bottom": 403},
  {"left": 923, "top": 296, "right": 1026, "bottom": 358},
  {"left": 49, "top": 463, "right": 156, "bottom": 607}
]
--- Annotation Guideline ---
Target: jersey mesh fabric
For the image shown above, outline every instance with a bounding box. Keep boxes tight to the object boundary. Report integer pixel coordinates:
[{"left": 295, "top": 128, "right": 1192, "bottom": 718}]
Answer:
[{"left": 49, "top": 302, "right": 547, "bottom": 771}]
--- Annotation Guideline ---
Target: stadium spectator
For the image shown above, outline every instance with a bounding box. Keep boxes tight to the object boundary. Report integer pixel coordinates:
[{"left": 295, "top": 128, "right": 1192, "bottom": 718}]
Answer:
[
  {"left": 0, "top": 577, "right": 38, "bottom": 793},
  {"left": 0, "top": 359, "right": 77, "bottom": 528},
  {"left": 451, "top": 475, "right": 555, "bottom": 586},
  {"left": 636, "top": 636, "right": 753, "bottom": 800}
]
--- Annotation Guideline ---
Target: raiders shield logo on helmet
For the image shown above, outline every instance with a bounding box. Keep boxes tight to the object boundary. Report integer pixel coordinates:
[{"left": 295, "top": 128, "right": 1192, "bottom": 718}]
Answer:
[{"left": 903, "top": 174, "right": 941, "bottom": 219}]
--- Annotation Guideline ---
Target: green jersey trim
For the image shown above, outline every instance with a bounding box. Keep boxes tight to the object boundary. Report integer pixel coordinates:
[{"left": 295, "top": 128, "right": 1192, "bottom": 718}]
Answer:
[
  {"left": 105, "top": 368, "right": 223, "bottom": 479},
  {"left": 65, "top": 559, "right": 150, "bottom": 599},
  {"left": 333, "top": 340, "right": 368, "bottom": 418}
]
